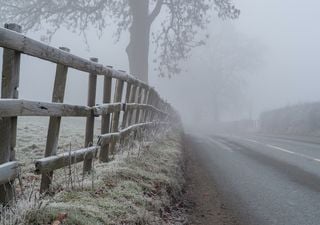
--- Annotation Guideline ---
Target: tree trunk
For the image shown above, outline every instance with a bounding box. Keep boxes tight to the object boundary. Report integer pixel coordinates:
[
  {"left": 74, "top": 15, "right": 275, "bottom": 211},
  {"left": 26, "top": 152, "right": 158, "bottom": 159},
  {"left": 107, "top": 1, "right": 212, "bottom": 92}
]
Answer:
[{"left": 127, "top": 0, "right": 150, "bottom": 83}]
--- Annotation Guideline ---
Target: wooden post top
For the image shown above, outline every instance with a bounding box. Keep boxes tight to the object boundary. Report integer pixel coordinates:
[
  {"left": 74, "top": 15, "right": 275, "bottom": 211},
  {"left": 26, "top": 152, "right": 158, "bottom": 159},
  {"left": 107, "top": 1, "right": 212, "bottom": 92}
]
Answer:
[
  {"left": 4, "top": 23, "right": 22, "bottom": 33},
  {"left": 59, "top": 47, "right": 70, "bottom": 53},
  {"left": 90, "top": 57, "right": 98, "bottom": 63}
]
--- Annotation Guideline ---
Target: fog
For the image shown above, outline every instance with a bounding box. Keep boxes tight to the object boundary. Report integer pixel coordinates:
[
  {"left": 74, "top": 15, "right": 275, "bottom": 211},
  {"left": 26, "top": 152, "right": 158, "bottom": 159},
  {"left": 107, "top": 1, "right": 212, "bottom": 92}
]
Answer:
[
  {"left": 1, "top": 0, "right": 320, "bottom": 129},
  {"left": 157, "top": 0, "right": 320, "bottom": 128}
]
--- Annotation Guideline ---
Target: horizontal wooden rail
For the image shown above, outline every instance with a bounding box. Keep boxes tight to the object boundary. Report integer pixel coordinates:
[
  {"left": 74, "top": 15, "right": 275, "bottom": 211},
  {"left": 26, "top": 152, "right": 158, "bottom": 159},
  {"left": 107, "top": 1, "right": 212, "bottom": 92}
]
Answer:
[
  {"left": 0, "top": 23, "right": 176, "bottom": 202},
  {"left": 0, "top": 100, "right": 169, "bottom": 118},
  {"left": 0, "top": 99, "right": 92, "bottom": 117},
  {"left": 121, "top": 122, "right": 158, "bottom": 137},
  {"left": 93, "top": 103, "right": 123, "bottom": 115},
  {"left": 0, "top": 28, "right": 152, "bottom": 90},
  {"left": 97, "top": 133, "right": 120, "bottom": 146},
  {"left": 97, "top": 122, "right": 159, "bottom": 146},
  {"left": 0, "top": 161, "right": 19, "bottom": 185},
  {"left": 125, "top": 103, "right": 169, "bottom": 116},
  {"left": 35, "top": 146, "right": 99, "bottom": 174}
]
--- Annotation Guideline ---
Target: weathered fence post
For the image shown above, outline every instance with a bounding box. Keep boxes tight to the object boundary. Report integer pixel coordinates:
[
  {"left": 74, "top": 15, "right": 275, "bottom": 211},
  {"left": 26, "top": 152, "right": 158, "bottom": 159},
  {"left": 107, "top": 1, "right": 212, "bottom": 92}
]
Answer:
[
  {"left": 140, "top": 89, "right": 150, "bottom": 123},
  {"left": 99, "top": 67, "right": 113, "bottom": 162},
  {"left": 126, "top": 85, "right": 137, "bottom": 126},
  {"left": 0, "top": 23, "right": 22, "bottom": 204},
  {"left": 150, "top": 92, "right": 160, "bottom": 122},
  {"left": 156, "top": 97, "right": 162, "bottom": 121},
  {"left": 135, "top": 86, "right": 143, "bottom": 124},
  {"left": 109, "top": 78, "right": 124, "bottom": 155},
  {"left": 83, "top": 58, "right": 98, "bottom": 173},
  {"left": 40, "top": 47, "right": 70, "bottom": 193},
  {"left": 144, "top": 89, "right": 154, "bottom": 122},
  {"left": 147, "top": 89, "right": 156, "bottom": 122},
  {"left": 0, "top": 27, "right": 175, "bottom": 200},
  {"left": 120, "top": 82, "right": 133, "bottom": 144},
  {"left": 160, "top": 100, "right": 168, "bottom": 121},
  {"left": 121, "top": 82, "right": 132, "bottom": 129}
]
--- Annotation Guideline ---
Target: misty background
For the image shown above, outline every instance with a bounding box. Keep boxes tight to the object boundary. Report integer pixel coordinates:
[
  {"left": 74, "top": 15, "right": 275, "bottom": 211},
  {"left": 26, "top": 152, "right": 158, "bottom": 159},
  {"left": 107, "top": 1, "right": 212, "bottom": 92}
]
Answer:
[{"left": 1, "top": 0, "right": 320, "bottom": 129}]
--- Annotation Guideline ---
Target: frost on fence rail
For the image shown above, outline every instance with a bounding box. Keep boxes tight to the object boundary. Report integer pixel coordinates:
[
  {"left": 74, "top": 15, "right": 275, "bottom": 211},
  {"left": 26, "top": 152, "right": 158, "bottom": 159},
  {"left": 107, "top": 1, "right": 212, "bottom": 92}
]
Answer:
[
  {"left": 0, "top": 100, "right": 169, "bottom": 118},
  {"left": 0, "top": 27, "right": 151, "bottom": 89},
  {"left": 97, "top": 122, "right": 162, "bottom": 146},
  {"left": 0, "top": 23, "right": 177, "bottom": 204},
  {"left": 34, "top": 146, "right": 99, "bottom": 174},
  {"left": 35, "top": 122, "right": 169, "bottom": 175},
  {"left": 0, "top": 162, "right": 20, "bottom": 185},
  {"left": 0, "top": 99, "right": 92, "bottom": 117}
]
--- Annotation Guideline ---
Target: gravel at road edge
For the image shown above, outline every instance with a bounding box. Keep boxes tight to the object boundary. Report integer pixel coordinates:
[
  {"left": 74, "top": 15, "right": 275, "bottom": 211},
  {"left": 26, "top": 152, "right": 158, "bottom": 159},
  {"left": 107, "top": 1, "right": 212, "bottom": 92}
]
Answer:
[{"left": 183, "top": 134, "right": 241, "bottom": 225}]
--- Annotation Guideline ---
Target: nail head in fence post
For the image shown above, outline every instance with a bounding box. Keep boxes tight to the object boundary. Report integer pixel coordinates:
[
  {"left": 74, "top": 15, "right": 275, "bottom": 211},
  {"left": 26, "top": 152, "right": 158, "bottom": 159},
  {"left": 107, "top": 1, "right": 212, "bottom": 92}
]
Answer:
[
  {"left": 0, "top": 23, "right": 22, "bottom": 205},
  {"left": 99, "top": 68, "right": 113, "bottom": 162},
  {"left": 83, "top": 57, "right": 98, "bottom": 173},
  {"left": 40, "top": 47, "right": 70, "bottom": 194}
]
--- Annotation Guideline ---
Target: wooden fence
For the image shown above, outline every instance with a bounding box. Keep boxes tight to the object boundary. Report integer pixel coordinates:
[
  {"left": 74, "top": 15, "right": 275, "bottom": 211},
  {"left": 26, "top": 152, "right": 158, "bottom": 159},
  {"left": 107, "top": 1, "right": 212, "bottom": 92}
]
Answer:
[{"left": 0, "top": 24, "right": 174, "bottom": 205}]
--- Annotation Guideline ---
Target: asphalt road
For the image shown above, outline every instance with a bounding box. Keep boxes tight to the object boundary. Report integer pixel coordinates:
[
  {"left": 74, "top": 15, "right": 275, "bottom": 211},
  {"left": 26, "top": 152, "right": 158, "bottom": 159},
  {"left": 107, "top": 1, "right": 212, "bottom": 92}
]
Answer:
[{"left": 186, "top": 132, "right": 320, "bottom": 225}]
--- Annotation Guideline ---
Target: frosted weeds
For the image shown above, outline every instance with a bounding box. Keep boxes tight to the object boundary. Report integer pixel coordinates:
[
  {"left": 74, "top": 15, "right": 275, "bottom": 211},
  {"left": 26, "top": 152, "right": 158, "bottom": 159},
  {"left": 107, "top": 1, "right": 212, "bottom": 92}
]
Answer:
[
  {"left": 2, "top": 117, "right": 184, "bottom": 225},
  {"left": 0, "top": 188, "right": 47, "bottom": 225},
  {"left": 25, "top": 133, "right": 183, "bottom": 224}
]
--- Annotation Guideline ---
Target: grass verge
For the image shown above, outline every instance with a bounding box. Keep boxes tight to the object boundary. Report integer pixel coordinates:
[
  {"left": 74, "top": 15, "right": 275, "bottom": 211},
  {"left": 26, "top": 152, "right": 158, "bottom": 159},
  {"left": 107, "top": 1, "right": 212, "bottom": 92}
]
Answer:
[{"left": 21, "top": 128, "right": 184, "bottom": 225}]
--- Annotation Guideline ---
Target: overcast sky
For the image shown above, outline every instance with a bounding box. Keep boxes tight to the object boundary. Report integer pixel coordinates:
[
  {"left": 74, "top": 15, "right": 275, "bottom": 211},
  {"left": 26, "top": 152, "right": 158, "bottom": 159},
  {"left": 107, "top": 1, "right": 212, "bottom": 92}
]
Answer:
[
  {"left": 1, "top": 0, "right": 320, "bottom": 124},
  {"left": 235, "top": 0, "right": 320, "bottom": 113},
  {"left": 155, "top": 0, "right": 320, "bottom": 122},
  {"left": 234, "top": 0, "right": 319, "bottom": 116}
]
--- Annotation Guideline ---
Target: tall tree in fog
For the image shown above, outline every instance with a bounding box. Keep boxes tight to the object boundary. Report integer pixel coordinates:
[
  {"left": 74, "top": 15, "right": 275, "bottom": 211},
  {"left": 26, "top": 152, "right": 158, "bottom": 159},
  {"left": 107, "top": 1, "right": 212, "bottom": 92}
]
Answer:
[
  {"left": 190, "top": 24, "right": 261, "bottom": 122},
  {"left": 0, "top": 0, "right": 239, "bottom": 83}
]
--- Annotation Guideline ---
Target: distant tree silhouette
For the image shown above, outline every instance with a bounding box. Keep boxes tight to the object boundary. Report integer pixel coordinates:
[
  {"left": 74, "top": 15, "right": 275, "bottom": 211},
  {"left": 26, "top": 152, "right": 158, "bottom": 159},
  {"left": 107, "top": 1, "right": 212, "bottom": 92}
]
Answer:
[
  {"left": 188, "top": 24, "right": 261, "bottom": 122},
  {"left": 0, "top": 0, "right": 239, "bottom": 82}
]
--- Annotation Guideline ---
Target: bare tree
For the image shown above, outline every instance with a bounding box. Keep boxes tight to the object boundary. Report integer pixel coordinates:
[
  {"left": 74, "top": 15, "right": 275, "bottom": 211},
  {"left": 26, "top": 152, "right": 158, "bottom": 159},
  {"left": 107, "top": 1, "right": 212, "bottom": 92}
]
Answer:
[
  {"left": 187, "top": 24, "right": 262, "bottom": 123},
  {"left": 208, "top": 28, "right": 260, "bottom": 122},
  {"left": 0, "top": 0, "right": 239, "bottom": 83}
]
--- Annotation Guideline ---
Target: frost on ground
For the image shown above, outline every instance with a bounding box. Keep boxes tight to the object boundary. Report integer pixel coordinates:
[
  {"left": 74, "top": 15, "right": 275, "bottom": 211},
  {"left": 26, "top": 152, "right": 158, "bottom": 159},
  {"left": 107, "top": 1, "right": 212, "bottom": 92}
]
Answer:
[{"left": 1, "top": 117, "right": 185, "bottom": 225}]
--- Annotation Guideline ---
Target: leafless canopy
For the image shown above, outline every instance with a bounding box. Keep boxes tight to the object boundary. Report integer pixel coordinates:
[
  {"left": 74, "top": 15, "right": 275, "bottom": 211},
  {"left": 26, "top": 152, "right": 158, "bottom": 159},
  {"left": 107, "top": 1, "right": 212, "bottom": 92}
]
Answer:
[{"left": 0, "top": 0, "right": 239, "bottom": 77}]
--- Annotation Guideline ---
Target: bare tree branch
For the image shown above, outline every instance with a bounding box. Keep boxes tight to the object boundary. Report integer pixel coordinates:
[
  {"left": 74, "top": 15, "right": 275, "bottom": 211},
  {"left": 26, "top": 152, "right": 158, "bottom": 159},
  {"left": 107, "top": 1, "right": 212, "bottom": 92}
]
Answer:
[
  {"left": 0, "top": 0, "right": 240, "bottom": 78},
  {"left": 148, "top": 0, "right": 164, "bottom": 24}
]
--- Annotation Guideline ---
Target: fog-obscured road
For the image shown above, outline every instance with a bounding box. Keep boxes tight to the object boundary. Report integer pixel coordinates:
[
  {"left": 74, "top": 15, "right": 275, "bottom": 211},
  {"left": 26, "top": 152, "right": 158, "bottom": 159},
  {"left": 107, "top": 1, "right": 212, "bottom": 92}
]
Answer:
[{"left": 186, "top": 132, "right": 320, "bottom": 225}]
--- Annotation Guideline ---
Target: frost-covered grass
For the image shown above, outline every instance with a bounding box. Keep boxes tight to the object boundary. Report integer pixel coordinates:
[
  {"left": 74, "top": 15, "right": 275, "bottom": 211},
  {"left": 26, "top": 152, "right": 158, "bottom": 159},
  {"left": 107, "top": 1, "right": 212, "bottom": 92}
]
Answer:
[
  {"left": 1, "top": 117, "right": 184, "bottom": 225},
  {"left": 16, "top": 117, "right": 100, "bottom": 173},
  {"left": 24, "top": 130, "right": 184, "bottom": 225},
  {"left": 12, "top": 117, "right": 102, "bottom": 194}
]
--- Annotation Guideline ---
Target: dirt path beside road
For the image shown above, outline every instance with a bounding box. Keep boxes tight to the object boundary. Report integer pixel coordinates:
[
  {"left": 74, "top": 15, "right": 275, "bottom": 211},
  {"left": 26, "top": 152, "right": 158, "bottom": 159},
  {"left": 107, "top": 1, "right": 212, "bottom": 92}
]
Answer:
[{"left": 183, "top": 134, "right": 241, "bottom": 225}]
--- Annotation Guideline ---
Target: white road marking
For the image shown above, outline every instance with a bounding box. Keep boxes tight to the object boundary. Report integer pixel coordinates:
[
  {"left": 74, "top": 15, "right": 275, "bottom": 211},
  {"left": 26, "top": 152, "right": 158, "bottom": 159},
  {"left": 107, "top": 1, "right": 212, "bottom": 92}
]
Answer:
[
  {"left": 243, "top": 138, "right": 260, "bottom": 144},
  {"left": 266, "top": 144, "right": 320, "bottom": 162},
  {"left": 241, "top": 137, "right": 320, "bottom": 163},
  {"left": 209, "top": 138, "right": 234, "bottom": 153},
  {"left": 266, "top": 144, "right": 295, "bottom": 154}
]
